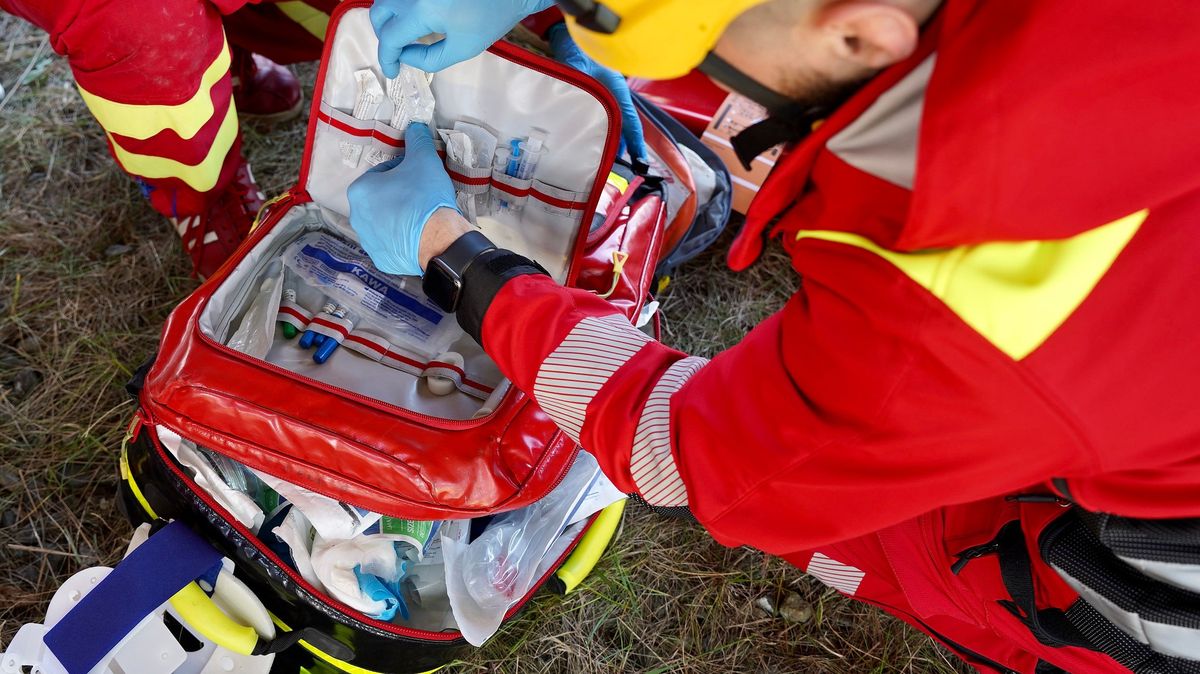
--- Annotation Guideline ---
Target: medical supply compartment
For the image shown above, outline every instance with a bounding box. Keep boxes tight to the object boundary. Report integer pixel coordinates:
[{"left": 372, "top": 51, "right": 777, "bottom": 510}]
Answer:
[{"left": 140, "top": 3, "right": 662, "bottom": 520}]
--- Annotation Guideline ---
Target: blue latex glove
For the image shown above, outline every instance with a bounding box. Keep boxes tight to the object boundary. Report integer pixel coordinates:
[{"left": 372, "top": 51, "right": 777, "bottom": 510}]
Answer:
[
  {"left": 371, "top": 0, "right": 554, "bottom": 76},
  {"left": 347, "top": 123, "right": 458, "bottom": 276},
  {"left": 548, "top": 23, "right": 649, "bottom": 164}
]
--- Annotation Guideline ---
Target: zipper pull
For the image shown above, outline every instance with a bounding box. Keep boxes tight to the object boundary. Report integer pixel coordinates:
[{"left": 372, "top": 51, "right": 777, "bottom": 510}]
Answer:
[
  {"left": 950, "top": 541, "right": 1001, "bottom": 575},
  {"left": 1005, "top": 493, "right": 1071, "bottom": 507}
]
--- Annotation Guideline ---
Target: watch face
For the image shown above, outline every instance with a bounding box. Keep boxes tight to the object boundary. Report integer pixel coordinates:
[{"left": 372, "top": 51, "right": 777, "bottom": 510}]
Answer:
[{"left": 424, "top": 258, "right": 463, "bottom": 313}]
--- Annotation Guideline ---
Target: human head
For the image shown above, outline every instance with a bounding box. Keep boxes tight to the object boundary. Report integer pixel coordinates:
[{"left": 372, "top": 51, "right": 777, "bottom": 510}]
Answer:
[{"left": 559, "top": 0, "right": 942, "bottom": 111}]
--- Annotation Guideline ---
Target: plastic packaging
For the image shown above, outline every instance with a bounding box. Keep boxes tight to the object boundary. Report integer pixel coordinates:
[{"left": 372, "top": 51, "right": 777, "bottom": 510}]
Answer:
[
  {"left": 438, "top": 128, "right": 475, "bottom": 167},
  {"left": 352, "top": 69, "right": 385, "bottom": 119},
  {"left": 444, "top": 122, "right": 499, "bottom": 223},
  {"left": 386, "top": 65, "right": 436, "bottom": 132},
  {"left": 281, "top": 231, "right": 458, "bottom": 359},
  {"left": 157, "top": 427, "right": 266, "bottom": 532},
  {"left": 226, "top": 259, "right": 284, "bottom": 358},
  {"left": 310, "top": 533, "right": 409, "bottom": 619},
  {"left": 461, "top": 464, "right": 596, "bottom": 609},
  {"left": 437, "top": 128, "right": 479, "bottom": 223},
  {"left": 251, "top": 466, "right": 382, "bottom": 541},
  {"left": 354, "top": 565, "right": 410, "bottom": 621},
  {"left": 514, "top": 129, "right": 547, "bottom": 180},
  {"left": 452, "top": 121, "right": 498, "bottom": 168},
  {"left": 310, "top": 518, "right": 443, "bottom": 621},
  {"left": 263, "top": 504, "right": 323, "bottom": 589},
  {"left": 445, "top": 452, "right": 625, "bottom": 645}
]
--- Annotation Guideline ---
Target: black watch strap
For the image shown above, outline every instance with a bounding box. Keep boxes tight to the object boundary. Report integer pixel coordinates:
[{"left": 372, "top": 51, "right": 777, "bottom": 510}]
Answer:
[
  {"left": 457, "top": 249, "right": 549, "bottom": 346},
  {"left": 423, "top": 229, "right": 496, "bottom": 313},
  {"left": 433, "top": 229, "right": 495, "bottom": 277}
]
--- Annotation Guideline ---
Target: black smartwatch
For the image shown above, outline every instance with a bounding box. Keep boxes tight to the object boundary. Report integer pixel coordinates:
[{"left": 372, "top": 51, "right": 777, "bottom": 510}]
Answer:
[{"left": 422, "top": 230, "right": 496, "bottom": 313}]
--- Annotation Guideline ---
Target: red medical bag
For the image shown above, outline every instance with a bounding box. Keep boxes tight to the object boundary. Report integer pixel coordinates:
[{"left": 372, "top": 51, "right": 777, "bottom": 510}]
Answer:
[{"left": 118, "top": 3, "right": 723, "bottom": 672}]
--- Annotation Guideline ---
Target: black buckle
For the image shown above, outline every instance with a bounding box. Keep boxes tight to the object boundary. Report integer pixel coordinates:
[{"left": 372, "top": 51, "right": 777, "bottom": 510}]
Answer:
[{"left": 557, "top": 0, "right": 621, "bottom": 34}]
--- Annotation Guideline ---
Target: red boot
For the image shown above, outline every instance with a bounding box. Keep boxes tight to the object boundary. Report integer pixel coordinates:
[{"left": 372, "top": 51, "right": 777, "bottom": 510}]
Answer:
[
  {"left": 171, "top": 157, "right": 266, "bottom": 279},
  {"left": 231, "top": 47, "right": 303, "bottom": 123}
]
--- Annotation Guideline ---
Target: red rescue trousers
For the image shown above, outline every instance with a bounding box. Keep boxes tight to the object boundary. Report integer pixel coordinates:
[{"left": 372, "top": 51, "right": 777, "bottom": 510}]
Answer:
[
  {"left": 0, "top": 0, "right": 337, "bottom": 218},
  {"left": 802, "top": 497, "right": 1131, "bottom": 673}
]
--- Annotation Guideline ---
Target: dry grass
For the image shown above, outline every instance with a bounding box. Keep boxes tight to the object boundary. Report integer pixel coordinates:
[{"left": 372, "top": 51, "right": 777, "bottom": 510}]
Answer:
[{"left": 0, "top": 15, "right": 968, "bottom": 673}]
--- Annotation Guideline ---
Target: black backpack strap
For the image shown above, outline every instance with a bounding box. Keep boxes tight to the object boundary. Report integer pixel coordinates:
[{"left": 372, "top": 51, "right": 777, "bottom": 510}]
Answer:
[
  {"left": 1038, "top": 510, "right": 1200, "bottom": 674},
  {"left": 125, "top": 351, "right": 157, "bottom": 401},
  {"left": 992, "top": 520, "right": 1093, "bottom": 649}
]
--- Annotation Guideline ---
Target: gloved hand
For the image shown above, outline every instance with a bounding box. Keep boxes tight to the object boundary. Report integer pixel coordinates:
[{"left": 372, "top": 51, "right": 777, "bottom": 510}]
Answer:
[
  {"left": 347, "top": 123, "right": 459, "bottom": 276},
  {"left": 548, "top": 23, "right": 649, "bottom": 164},
  {"left": 371, "top": 0, "right": 554, "bottom": 77}
]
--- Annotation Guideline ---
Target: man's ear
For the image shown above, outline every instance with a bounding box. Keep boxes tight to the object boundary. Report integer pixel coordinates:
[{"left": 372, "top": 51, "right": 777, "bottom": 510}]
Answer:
[{"left": 816, "top": 1, "right": 919, "bottom": 70}]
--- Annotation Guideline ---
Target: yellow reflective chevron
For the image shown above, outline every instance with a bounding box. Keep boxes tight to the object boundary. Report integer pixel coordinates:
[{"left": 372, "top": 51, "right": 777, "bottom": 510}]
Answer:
[
  {"left": 277, "top": 1, "right": 331, "bottom": 40},
  {"left": 796, "top": 210, "right": 1149, "bottom": 360},
  {"left": 108, "top": 102, "right": 238, "bottom": 192},
  {"left": 607, "top": 170, "right": 630, "bottom": 193},
  {"left": 77, "top": 33, "right": 231, "bottom": 142}
]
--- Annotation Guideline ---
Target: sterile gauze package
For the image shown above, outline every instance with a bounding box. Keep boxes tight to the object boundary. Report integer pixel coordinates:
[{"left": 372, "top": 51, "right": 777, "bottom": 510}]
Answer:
[
  {"left": 251, "top": 466, "right": 382, "bottom": 541},
  {"left": 438, "top": 128, "right": 480, "bottom": 222},
  {"left": 281, "top": 231, "right": 459, "bottom": 359},
  {"left": 387, "top": 65, "right": 436, "bottom": 131}
]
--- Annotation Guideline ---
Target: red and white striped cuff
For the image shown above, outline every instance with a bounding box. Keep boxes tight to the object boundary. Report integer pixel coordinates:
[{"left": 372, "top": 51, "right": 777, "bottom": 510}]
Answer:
[
  {"left": 629, "top": 356, "right": 708, "bottom": 507},
  {"left": 532, "top": 314, "right": 652, "bottom": 442}
]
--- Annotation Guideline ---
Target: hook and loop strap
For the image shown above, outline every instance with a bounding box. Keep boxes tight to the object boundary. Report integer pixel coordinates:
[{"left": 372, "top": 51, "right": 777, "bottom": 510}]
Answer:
[{"left": 43, "top": 521, "right": 223, "bottom": 674}]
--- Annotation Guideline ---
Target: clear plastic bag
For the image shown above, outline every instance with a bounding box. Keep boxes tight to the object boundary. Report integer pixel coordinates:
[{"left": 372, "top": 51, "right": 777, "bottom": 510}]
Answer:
[
  {"left": 445, "top": 452, "right": 624, "bottom": 645},
  {"left": 226, "top": 259, "right": 284, "bottom": 358},
  {"left": 281, "top": 231, "right": 459, "bottom": 359},
  {"left": 386, "top": 65, "right": 435, "bottom": 131}
]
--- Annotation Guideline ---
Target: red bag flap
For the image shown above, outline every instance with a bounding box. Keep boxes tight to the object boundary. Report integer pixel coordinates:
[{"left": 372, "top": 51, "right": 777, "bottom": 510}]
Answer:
[{"left": 577, "top": 183, "right": 667, "bottom": 319}]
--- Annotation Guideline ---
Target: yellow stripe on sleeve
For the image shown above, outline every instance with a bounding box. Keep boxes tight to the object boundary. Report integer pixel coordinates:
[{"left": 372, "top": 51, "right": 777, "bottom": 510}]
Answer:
[
  {"left": 277, "top": 1, "right": 331, "bottom": 40},
  {"left": 108, "top": 102, "right": 238, "bottom": 192},
  {"left": 77, "top": 33, "right": 231, "bottom": 141},
  {"left": 797, "top": 210, "right": 1149, "bottom": 360}
]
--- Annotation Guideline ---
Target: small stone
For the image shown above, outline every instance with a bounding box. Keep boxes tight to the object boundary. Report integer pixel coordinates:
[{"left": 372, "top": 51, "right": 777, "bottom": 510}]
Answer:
[
  {"left": 15, "top": 335, "right": 41, "bottom": 353},
  {"left": 778, "top": 592, "right": 814, "bottom": 624},
  {"left": 10, "top": 368, "right": 42, "bottom": 397},
  {"left": 0, "top": 509, "right": 15, "bottom": 528},
  {"left": 105, "top": 243, "right": 133, "bottom": 257},
  {"left": 755, "top": 596, "right": 776, "bottom": 617}
]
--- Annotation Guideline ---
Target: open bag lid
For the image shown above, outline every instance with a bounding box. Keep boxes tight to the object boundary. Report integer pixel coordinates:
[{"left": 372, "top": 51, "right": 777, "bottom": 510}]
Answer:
[
  {"left": 141, "top": 0, "right": 625, "bottom": 520},
  {"left": 302, "top": 2, "right": 620, "bottom": 283}
]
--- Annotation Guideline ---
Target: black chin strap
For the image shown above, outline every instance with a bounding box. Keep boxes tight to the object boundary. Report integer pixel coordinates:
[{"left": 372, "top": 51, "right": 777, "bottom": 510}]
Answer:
[
  {"left": 698, "top": 52, "right": 826, "bottom": 169},
  {"left": 728, "top": 106, "right": 824, "bottom": 169},
  {"left": 698, "top": 52, "right": 794, "bottom": 113}
]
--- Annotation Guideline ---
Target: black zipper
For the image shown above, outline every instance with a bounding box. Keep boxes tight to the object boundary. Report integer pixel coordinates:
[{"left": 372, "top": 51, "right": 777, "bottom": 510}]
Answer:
[{"left": 950, "top": 539, "right": 1002, "bottom": 575}]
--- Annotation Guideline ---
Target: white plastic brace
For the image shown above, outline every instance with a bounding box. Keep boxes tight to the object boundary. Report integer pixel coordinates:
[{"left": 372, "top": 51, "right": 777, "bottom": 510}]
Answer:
[{"left": 0, "top": 525, "right": 275, "bottom": 674}]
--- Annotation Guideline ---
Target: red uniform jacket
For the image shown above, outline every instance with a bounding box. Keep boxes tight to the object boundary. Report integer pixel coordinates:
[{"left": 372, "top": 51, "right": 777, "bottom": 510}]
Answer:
[{"left": 476, "top": 0, "right": 1200, "bottom": 565}]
